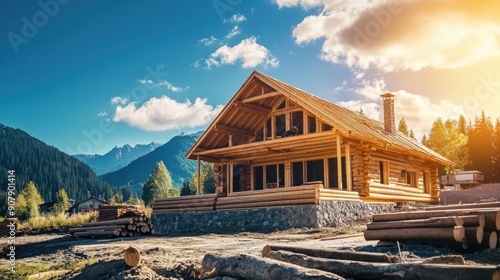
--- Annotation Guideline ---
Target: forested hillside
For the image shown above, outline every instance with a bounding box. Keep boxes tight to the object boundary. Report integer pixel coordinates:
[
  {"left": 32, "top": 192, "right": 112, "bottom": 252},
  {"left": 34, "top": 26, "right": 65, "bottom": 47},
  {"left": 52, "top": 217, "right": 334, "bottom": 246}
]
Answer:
[
  {"left": 99, "top": 132, "right": 201, "bottom": 196},
  {"left": 0, "top": 124, "right": 118, "bottom": 215}
]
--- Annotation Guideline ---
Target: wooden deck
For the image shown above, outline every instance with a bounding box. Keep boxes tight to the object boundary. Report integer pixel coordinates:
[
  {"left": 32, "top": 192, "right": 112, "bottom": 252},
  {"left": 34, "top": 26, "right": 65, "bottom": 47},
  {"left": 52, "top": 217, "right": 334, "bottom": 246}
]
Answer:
[{"left": 152, "top": 184, "right": 362, "bottom": 214}]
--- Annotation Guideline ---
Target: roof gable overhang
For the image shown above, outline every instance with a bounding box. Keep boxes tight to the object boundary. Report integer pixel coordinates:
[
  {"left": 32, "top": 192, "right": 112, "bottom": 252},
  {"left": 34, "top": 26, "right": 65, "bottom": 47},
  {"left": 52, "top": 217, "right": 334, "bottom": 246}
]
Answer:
[{"left": 186, "top": 71, "right": 453, "bottom": 166}]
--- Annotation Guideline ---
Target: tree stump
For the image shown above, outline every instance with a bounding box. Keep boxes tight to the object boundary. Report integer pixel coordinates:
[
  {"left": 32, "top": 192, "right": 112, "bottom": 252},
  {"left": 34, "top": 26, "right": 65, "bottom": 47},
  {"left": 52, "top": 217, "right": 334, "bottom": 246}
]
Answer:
[{"left": 124, "top": 246, "right": 141, "bottom": 267}]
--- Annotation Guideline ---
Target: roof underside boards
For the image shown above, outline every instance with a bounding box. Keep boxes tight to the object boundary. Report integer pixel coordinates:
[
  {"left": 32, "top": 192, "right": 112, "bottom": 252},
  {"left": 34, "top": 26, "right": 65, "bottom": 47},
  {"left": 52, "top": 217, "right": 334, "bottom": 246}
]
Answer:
[{"left": 186, "top": 71, "right": 452, "bottom": 166}]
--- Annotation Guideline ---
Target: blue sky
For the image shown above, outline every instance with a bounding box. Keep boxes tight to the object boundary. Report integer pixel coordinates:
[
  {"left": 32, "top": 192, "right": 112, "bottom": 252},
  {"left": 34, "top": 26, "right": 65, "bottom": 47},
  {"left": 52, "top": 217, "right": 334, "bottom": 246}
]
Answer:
[{"left": 2, "top": 1, "right": 500, "bottom": 155}]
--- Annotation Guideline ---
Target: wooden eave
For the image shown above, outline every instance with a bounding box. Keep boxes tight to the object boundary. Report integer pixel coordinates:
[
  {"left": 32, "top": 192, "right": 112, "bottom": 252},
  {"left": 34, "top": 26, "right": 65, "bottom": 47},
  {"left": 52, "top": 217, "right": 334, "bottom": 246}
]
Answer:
[{"left": 186, "top": 71, "right": 453, "bottom": 166}]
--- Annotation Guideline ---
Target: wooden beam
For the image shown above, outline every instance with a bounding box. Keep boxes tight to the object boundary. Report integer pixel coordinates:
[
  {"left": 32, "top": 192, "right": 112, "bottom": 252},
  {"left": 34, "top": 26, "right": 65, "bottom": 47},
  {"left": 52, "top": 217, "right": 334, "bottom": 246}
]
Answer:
[
  {"left": 215, "top": 124, "right": 254, "bottom": 138},
  {"left": 345, "top": 142, "right": 352, "bottom": 191},
  {"left": 336, "top": 134, "right": 343, "bottom": 190},
  {"left": 197, "top": 156, "right": 201, "bottom": 194},
  {"left": 234, "top": 102, "right": 272, "bottom": 115},
  {"left": 241, "top": 91, "right": 281, "bottom": 103}
]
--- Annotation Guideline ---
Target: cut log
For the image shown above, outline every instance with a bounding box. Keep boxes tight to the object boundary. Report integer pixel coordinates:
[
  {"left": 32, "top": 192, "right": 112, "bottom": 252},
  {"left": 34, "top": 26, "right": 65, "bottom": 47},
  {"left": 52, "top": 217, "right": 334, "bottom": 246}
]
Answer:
[
  {"left": 367, "top": 216, "right": 463, "bottom": 230},
  {"left": 202, "top": 253, "right": 344, "bottom": 280},
  {"left": 483, "top": 212, "right": 500, "bottom": 230},
  {"left": 267, "top": 250, "right": 500, "bottom": 280},
  {"left": 124, "top": 246, "right": 141, "bottom": 267},
  {"left": 424, "top": 202, "right": 500, "bottom": 211},
  {"left": 483, "top": 231, "right": 498, "bottom": 250},
  {"left": 459, "top": 215, "right": 486, "bottom": 227},
  {"left": 261, "top": 245, "right": 398, "bottom": 263},
  {"left": 69, "top": 225, "right": 125, "bottom": 233},
  {"left": 364, "top": 226, "right": 465, "bottom": 242},
  {"left": 73, "top": 230, "right": 119, "bottom": 238},
  {"left": 464, "top": 227, "right": 483, "bottom": 245}
]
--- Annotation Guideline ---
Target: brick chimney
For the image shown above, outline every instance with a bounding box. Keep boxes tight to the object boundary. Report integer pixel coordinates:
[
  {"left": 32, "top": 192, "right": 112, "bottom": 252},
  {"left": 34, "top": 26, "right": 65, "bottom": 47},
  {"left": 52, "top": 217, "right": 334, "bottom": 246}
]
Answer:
[{"left": 380, "top": 93, "right": 395, "bottom": 134}]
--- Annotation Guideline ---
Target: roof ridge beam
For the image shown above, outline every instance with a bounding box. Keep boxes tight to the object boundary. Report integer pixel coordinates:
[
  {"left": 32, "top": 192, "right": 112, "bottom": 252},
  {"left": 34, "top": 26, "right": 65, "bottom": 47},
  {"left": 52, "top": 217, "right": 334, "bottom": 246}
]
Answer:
[{"left": 241, "top": 91, "right": 281, "bottom": 103}]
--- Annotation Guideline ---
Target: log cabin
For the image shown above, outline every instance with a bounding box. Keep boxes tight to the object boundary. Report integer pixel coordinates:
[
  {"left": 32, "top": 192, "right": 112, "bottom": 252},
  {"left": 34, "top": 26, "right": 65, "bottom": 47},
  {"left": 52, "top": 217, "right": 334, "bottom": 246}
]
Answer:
[{"left": 185, "top": 71, "right": 452, "bottom": 205}]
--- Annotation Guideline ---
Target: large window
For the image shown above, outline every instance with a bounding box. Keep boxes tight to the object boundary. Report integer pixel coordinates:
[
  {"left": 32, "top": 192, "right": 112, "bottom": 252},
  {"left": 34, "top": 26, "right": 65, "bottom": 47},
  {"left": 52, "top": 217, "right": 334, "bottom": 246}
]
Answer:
[
  {"left": 254, "top": 166, "right": 263, "bottom": 190},
  {"left": 291, "top": 111, "right": 304, "bottom": 135},
  {"left": 306, "top": 159, "right": 324, "bottom": 183},
  {"left": 275, "top": 114, "right": 286, "bottom": 137},
  {"left": 292, "top": 162, "right": 303, "bottom": 186},
  {"left": 329, "top": 157, "right": 346, "bottom": 189},
  {"left": 308, "top": 116, "right": 316, "bottom": 133}
]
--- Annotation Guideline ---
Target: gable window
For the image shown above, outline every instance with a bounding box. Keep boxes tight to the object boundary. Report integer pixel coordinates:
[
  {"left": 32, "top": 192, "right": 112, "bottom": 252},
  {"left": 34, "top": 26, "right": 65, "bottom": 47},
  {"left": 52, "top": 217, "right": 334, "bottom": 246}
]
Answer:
[
  {"left": 322, "top": 123, "right": 333, "bottom": 131},
  {"left": 308, "top": 116, "right": 317, "bottom": 133},
  {"left": 266, "top": 118, "right": 272, "bottom": 139},
  {"left": 275, "top": 114, "right": 286, "bottom": 137},
  {"left": 291, "top": 111, "right": 304, "bottom": 135}
]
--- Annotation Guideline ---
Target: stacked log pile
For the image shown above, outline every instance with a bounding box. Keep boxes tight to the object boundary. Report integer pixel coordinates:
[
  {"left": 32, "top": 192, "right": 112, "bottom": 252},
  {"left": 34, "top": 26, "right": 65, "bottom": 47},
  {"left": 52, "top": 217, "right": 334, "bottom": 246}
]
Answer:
[
  {"left": 70, "top": 215, "right": 154, "bottom": 238},
  {"left": 201, "top": 244, "right": 500, "bottom": 280},
  {"left": 364, "top": 202, "right": 500, "bottom": 251},
  {"left": 98, "top": 205, "right": 145, "bottom": 221}
]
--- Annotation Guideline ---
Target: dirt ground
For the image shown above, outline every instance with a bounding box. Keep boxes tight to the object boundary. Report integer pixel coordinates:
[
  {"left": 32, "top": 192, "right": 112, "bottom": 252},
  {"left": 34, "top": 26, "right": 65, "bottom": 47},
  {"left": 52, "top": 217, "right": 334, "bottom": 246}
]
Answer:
[{"left": 1, "top": 222, "right": 500, "bottom": 280}]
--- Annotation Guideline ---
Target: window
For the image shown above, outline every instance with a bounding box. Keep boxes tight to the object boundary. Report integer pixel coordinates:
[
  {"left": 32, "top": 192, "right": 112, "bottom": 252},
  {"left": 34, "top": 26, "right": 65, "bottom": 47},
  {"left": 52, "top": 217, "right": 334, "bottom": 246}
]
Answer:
[
  {"left": 404, "top": 170, "right": 417, "bottom": 187},
  {"left": 275, "top": 114, "right": 286, "bottom": 137},
  {"left": 266, "top": 118, "right": 272, "bottom": 139},
  {"left": 379, "top": 161, "right": 389, "bottom": 184},
  {"left": 308, "top": 116, "right": 316, "bottom": 133},
  {"left": 306, "top": 159, "right": 324, "bottom": 183},
  {"left": 329, "top": 157, "right": 346, "bottom": 189},
  {"left": 292, "top": 162, "right": 303, "bottom": 186},
  {"left": 322, "top": 123, "right": 332, "bottom": 131},
  {"left": 253, "top": 166, "right": 263, "bottom": 190},
  {"left": 291, "top": 111, "right": 304, "bottom": 135}
]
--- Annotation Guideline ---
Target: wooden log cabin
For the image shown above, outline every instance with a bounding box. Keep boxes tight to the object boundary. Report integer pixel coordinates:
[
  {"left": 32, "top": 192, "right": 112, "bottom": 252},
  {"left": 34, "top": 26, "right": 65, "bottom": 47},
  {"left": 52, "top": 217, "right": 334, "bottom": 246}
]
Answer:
[{"left": 184, "top": 71, "right": 452, "bottom": 206}]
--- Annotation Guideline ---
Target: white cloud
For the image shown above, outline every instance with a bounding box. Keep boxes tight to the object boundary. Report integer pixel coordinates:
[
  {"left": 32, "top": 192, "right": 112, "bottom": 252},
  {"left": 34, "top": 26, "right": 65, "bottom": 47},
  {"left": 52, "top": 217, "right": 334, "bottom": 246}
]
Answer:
[
  {"left": 274, "top": 0, "right": 323, "bottom": 9},
  {"left": 111, "top": 96, "right": 128, "bottom": 105},
  {"left": 279, "top": 0, "right": 500, "bottom": 72},
  {"left": 97, "top": 111, "right": 108, "bottom": 117},
  {"left": 224, "top": 13, "right": 247, "bottom": 24},
  {"left": 204, "top": 36, "right": 279, "bottom": 69},
  {"left": 199, "top": 35, "right": 218, "bottom": 46},
  {"left": 137, "top": 79, "right": 189, "bottom": 92},
  {"left": 157, "top": 81, "right": 189, "bottom": 92},
  {"left": 339, "top": 78, "right": 466, "bottom": 139},
  {"left": 138, "top": 79, "right": 154, "bottom": 85},
  {"left": 113, "top": 96, "right": 223, "bottom": 131},
  {"left": 225, "top": 26, "right": 241, "bottom": 39}
]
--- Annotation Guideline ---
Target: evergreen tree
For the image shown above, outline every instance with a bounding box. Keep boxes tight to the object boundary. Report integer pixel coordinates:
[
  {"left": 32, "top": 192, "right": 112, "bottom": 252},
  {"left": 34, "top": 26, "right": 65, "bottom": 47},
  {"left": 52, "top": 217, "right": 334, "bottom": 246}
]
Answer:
[
  {"left": 467, "top": 111, "right": 494, "bottom": 182},
  {"left": 458, "top": 114, "right": 467, "bottom": 134},
  {"left": 141, "top": 161, "right": 177, "bottom": 206},
  {"left": 409, "top": 129, "right": 416, "bottom": 140},
  {"left": 424, "top": 118, "right": 470, "bottom": 174},
  {"left": 54, "top": 188, "right": 70, "bottom": 214},
  {"left": 421, "top": 134, "right": 428, "bottom": 145},
  {"left": 398, "top": 118, "right": 409, "bottom": 136},
  {"left": 492, "top": 118, "right": 500, "bottom": 182},
  {"left": 15, "top": 181, "right": 44, "bottom": 220},
  {"left": 120, "top": 185, "right": 132, "bottom": 202},
  {"left": 202, "top": 163, "right": 216, "bottom": 194},
  {"left": 180, "top": 180, "right": 196, "bottom": 196},
  {"left": 190, "top": 169, "right": 205, "bottom": 194}
]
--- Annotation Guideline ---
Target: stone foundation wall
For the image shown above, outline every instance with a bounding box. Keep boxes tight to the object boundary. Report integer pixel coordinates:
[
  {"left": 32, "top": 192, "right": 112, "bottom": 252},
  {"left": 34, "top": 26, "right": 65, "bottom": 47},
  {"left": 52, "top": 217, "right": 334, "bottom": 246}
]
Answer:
[{"left": 152, "top": 201, "right": 394, "bottom": 235}]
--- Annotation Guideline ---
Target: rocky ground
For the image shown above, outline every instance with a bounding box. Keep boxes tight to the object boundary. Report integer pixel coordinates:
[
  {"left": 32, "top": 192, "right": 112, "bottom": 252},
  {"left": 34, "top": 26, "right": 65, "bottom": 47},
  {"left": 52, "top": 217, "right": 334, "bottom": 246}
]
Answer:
[{"left": 1, "top": 221, "right": 499, "bottom": 280}]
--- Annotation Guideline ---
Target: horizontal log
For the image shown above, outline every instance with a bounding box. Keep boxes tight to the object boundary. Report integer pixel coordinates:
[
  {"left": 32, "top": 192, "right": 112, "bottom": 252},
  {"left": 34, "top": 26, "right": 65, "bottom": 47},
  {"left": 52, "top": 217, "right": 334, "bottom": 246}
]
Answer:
[
  {"left": 267, "top": 250, "right": 500, "bottom": 280},
  {"left": 424, "top": 202, "right": 500, "bottom": 211},
  {"left": 372, "top": 208, "right": 500, "bottom": 224},
  {"left": 366, "top": 216, "right": 463, "bottom": 230},
  {"left": 226, "top": 184, "right": 322, "bottom": 197},
  {"left": 364, "top": 226, "right": 465, "bottom": 242},
  {"left": 216, "top": 198, "right": 317, "bottom": 210},
  {"left": 464, "top": 227, "right": 483, "bottom": 245},
  {"left": 261, "top": 245, "right": 398, "bottom": 263},
  {"left": 74, "top": 230, "right": 120, "bottom": 238},
  {"left": 365, "top": 192, "right": 433, "bottom": 203},
  {"left": 483, "top": 212, "right": 500, "bottom": 230},
  {"left": 69, "top": 225, "right": 125, "bottom": 233},
  {"left": 154, "top": 193, "right": 217, "bottom": 203},
  {"left": 153, "top": 200, "right": 216, "bottom": 210},
  {"left": 153, "top": 206, "right": 214, "bottom": 214},
  {"left": 217, "top": 189, "right": 316, "bottom": 205},
  {"left": 153, "top": 197, "right": 216, "bottom": 207},
  {"left": 369, "top": 183, "right": 426, "bottom": 195},
  {"left": 458, "top": 215, "right": 486, "bottom": 227},
  {"left": 202, "top": 253, "right": 344, "bottom": 280},
  {"left": 368, "top": 186, "right": 430, "bottom": 198},
  {"left": 82, "top": 218, "right": 133, "bottom": 227}
]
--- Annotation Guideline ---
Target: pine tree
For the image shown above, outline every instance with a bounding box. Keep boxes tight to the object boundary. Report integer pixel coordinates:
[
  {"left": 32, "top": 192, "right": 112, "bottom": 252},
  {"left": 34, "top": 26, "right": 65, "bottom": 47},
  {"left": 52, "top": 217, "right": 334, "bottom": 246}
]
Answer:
[
  {"left": 54, "top": 188, "right": 70, "bottom": 214},
  {"left": 492, "top": 118, "right": 500, "bottom": 182},
  {"left": 202, "top": 163, "right": 216, "bottom": 194},
  {"left": 458, "top": 115, "right": 467, "bottom": 134},
  {"left": 398, "top": 118, "right": 409, "bottom": 136},
  {"left": 409, "top": 129, "right": 416, "bottom": 140},
  {"left": 180, "top": 180, "right": 196, "bottom": 196},
  {"left": 15, "top": 181, "right": 44, "bottom": 220},
  {"left": 141, "top": 161, "right": 177, "bottom": 206},
  {"left": 467, "top": 111, "right": 494, "bottom": 182}
]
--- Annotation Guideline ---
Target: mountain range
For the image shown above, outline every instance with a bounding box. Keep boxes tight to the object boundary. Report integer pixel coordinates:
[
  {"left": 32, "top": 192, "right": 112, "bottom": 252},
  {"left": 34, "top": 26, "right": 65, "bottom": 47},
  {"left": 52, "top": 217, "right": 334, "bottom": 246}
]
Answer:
[
  {"left": 73, "top": 143, "right": 162, "bottom": 175},
  {"left": 0, "top": 123, "right": 117, "bottom": 216},
  {"left": 99, "top": 131, "right": 202, "bottom": 196}
]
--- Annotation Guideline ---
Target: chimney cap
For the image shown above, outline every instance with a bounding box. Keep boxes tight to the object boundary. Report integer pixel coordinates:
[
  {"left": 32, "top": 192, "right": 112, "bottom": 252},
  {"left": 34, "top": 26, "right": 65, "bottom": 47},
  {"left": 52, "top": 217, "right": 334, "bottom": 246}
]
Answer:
[{"left": 380, "top": 93, "right": 395, "bottom": 98}]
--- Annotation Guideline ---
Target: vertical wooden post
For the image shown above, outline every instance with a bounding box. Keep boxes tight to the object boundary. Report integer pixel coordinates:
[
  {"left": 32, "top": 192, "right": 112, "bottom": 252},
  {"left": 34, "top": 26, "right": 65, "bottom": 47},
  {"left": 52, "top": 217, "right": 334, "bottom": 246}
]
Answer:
[
  {"left": 229, "top": 163, "right": 233, "bottom": 193},
  {"left": 345, "top": 142, "right": 352, "bottom": 191},
  {"left": 284, "top": 161, "right": 291, "bottom": 188},
  {"left": 197, "top": 156, "right": 201, "bottom": 194},
  {"left": 336, "top": 134, "right": 343, "bottom": 190},
  {"left": 250, "top": 165, "right": 254, "bottom": 191},
  {"left": 323, "top": 158, "right": 329, "bottom": 188}
]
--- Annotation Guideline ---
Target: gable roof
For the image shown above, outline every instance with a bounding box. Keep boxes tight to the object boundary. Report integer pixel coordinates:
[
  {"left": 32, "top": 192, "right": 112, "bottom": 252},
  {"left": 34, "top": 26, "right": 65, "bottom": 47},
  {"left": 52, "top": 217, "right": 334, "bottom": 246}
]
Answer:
[{"left": 187, "top": 71, "right": 452, "bottom": 165}]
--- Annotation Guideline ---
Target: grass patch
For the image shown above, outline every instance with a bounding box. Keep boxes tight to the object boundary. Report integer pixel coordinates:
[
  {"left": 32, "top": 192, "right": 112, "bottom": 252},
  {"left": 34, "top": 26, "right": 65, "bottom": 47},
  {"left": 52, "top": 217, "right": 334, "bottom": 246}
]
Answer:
[
  {"left": 1, "top": 258, "right": 98, "bottom": 279},
  {"left": 17, "top": 211, "right": 98, "bottom": 231}
]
